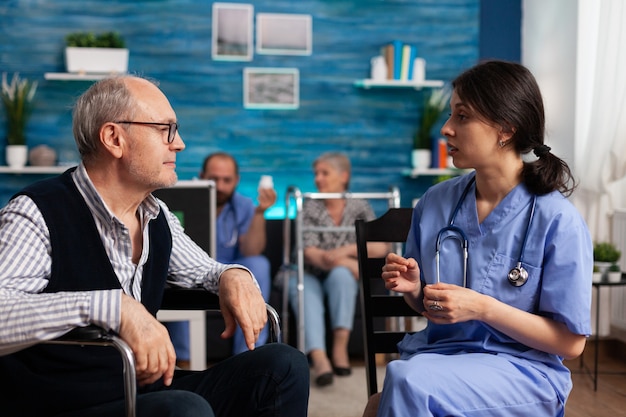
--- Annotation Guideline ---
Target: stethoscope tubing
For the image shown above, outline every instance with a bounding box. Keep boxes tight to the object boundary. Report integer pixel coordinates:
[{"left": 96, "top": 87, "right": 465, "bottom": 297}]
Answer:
[{"left": 434, "top": 176, "right": 536, "bottom": 288}]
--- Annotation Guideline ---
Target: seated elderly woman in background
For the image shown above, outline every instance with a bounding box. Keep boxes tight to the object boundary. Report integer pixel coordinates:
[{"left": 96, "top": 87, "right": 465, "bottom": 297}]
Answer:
[{"left": 288, "top": 152, "right": 388, "bottom": 387}]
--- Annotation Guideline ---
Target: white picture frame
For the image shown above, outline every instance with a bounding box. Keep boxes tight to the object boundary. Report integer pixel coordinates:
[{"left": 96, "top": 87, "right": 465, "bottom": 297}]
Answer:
[
  {"left": 256, "top": 13, "right": 312, "bottom": 56},
  {"left": 244, "top": 67, "right": 300, "bottom": 110},
  {"left": 212, "top": 3, "right": 253, "bottom": 61}
]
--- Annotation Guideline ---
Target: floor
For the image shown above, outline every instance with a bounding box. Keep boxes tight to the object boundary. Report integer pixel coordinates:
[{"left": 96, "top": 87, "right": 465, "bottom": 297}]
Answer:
[{"left": 307, "top": 340, "right": 626, "bottom": 417}]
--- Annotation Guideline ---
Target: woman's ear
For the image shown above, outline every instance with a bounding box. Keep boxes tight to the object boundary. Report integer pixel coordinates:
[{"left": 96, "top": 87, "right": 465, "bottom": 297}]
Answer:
[{"left": 100, "top": 122, "right": 124, "bottom": 159}]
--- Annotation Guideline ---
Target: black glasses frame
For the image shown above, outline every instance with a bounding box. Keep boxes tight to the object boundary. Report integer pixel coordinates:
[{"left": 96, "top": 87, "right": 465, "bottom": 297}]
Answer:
[{"left": 115, "top": 121, "right": 179, "bottom": 144}]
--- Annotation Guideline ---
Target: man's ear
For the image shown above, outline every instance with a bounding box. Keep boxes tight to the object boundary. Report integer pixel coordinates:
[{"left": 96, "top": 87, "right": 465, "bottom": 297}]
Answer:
[{"left": 100, "top": 122, "right": 124, "bottom": 159}]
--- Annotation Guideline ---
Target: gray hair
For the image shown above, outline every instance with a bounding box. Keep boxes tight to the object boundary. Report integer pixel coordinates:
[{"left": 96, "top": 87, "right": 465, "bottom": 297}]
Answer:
[
  {"left": 72, "top": 75, "right": 154, "bottom": 162},
  {"left": 313, "top": 151, "right": 352, "bottom": 188}
]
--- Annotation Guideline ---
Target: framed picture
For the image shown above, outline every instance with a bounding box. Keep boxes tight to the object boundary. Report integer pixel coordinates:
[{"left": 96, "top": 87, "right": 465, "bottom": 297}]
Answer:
[
  {"left": 244, "top": 67, "right": 299, "bottom": 110},
  {"left": 256, "top": 13, "right": 312, "bottom": 56},
  {"left": 212, "top": 3, "right": 253, "bottom": 61}
]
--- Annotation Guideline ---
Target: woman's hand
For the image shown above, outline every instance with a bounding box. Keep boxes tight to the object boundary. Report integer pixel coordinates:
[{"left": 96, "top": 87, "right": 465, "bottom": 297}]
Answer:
[
  {"left": 381, "top": 252, "right": 421, "bottom": 293},
  {"left": 421, "top": 283, "right": 485, "bottom": 323}
]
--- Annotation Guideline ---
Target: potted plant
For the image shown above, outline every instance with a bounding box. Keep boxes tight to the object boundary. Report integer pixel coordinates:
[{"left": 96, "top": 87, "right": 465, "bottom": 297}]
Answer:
[
  {"left": 1, "top": 72, "right": 37, "bottom": 168},
  {"left": 608, "top": 263, "right": 622, "bottom": 283},
  {"left": 412, "top": 87, "right": 451, "bottom": 170},
  {"left": 64, "top": 31, "right": 128, "bottom": 74},
  {"left": 592, "top": 265, "right": 603, "bottom": 283},
  {"left": 593, "top": 241, "right": 621, "bottom": 282}
]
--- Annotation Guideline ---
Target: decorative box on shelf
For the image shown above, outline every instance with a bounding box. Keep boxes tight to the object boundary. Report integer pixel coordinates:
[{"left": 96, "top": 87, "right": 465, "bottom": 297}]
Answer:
[
  {"left": 401, "top": 167, "right": 470, "bottom": 178},
  {"left": 354, "top": 79, "right": 444, "bottom": 90}
]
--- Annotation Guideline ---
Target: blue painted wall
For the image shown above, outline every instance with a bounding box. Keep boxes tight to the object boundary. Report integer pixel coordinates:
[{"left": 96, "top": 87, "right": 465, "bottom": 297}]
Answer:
[{"left": 0, "top": 0, "right": 480, "bottom": 215}]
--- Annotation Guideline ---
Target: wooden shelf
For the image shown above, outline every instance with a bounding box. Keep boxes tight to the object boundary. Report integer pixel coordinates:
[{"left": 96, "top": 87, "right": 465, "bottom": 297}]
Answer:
[
  {"left": 0, "top": 165, "right": 69, "bottom": 174},
  {"left": 44, "top": 72, "right": 124, "bottom": 81},
  {"left": 354, "top": 79, "right": 444, "bottom": 90},
  {"left": 401, "top": 167, "right": 469, "bottom": 178}
]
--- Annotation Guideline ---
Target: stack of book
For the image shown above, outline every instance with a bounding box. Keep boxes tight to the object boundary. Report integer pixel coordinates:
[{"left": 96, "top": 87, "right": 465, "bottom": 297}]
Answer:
[{"left": 382, "top": 41, "right": 422, "bottom": 81}]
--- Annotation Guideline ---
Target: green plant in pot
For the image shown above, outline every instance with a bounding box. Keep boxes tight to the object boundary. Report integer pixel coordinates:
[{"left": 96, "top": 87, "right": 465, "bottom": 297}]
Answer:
[
  {"left": 414, "top": 87, "right": 451, "bottom": 150},
  {"left": 412, "top": 87, "right": 451, "bottom": 170},
  {"left": 1, "top": 72, "right": 37, "bottom": 168},
  {"left": 593, "top": 241, "right": 621, "bottom": 282},
  {"left": 608, "top": 263, "right": 622, "bottom": 283},
  {"left": 64, "top": 31, "right": 128, "bottom": 74},
  {"left": 593, "top": 242, "right": 621, "bottom": 264},
  {"left": 65, "top": 31, "right": 126, "bottom": 48}
]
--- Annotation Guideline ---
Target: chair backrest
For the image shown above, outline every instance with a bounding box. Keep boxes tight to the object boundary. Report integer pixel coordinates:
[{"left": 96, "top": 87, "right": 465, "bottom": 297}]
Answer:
[
  {"left": 153, "top": 180, "right": 216, "bottom": 257},
  {"left": 356, "top": 207, "right": 419, "bottom": 397}
]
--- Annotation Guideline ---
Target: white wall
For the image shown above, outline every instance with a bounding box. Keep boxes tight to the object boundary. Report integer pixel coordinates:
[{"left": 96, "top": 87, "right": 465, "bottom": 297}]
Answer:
[
  {"left": 522, "top": 0, "right": 625, "bottom": 339},
  {"left": 522, "top": 0, "right": 578, "bottom": 170}
]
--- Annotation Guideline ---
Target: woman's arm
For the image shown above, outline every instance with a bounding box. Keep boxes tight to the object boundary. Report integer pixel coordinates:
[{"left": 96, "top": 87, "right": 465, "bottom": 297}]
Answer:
[{"left": 422, "top": 283, "right": 586, "bottom": 359}]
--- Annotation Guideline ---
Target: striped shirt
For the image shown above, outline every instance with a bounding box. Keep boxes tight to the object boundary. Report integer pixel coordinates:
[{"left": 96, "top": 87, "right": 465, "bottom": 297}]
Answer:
[{"left": 0, "top": 164, "right": 242, "bottom": 356}]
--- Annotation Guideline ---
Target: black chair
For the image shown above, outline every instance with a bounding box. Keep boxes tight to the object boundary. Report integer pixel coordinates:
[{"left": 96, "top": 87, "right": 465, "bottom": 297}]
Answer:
[
  {"left": 47, "top": 288, "right": 282, "bottom": 417},
  {"left": 355, "top": 207, "right": 420, "bottom": 397}
]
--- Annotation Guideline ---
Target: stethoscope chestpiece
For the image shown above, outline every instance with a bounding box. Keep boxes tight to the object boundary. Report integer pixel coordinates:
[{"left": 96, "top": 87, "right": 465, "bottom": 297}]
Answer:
[{"left": 507, "top": 263, "right": 529, "bottom": 287}]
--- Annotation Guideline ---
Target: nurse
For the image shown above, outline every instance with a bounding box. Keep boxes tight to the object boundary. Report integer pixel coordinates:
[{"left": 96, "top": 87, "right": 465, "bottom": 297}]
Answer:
[{"left": 366, "top": 61, "right": 593, "bottom": 417}]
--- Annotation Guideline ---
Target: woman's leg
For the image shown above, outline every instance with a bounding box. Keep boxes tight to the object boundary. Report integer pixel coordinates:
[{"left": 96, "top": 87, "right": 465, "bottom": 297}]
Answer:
[
  {"left": 289, "top": 271, "right": 328, "bottom": 353},
  {"left": 378, "top": 353, "right": 565, "bottom": 417},
  {"left": 289, "top": 272, "right": 333, "bottom": 383},
  {"left": 324, "top": 266, "right": 358, "bottom": 370}
]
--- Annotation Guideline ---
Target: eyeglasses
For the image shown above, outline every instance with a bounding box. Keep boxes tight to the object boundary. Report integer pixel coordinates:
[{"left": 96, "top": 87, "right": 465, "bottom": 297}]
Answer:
[{"left": 115, "top": 121, "right": 179, "bottom": 144}]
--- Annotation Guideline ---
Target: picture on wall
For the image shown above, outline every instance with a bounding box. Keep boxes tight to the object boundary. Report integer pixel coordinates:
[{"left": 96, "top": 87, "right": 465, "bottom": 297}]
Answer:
[
  {"left": 256, "top": 13, "right": 312, "bottom": 56},
  {"left": 212, "top": 2, "right": 253, "bottom": 61},
  {"left": 244, "top": 67, "right": 299, "bottom": 110}
]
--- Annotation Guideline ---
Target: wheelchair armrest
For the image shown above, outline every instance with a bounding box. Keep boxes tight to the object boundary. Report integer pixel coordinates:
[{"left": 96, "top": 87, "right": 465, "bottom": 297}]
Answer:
[
  {"left": 161, "top": 286, "right": 282, "bottom": 343},
  {"left": 55, "top": 325, "right": 111, "bottom": 342}
]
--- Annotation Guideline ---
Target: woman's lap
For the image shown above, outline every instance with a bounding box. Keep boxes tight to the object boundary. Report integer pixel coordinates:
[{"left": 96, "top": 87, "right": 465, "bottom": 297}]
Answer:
[{"left": 378, "top": 352, "right": 564, "bottom": 417}]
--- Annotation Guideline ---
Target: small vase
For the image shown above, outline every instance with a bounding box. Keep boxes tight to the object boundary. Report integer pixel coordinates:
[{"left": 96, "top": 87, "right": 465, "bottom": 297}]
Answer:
[
  {"left": 411, "top": 149, "right": 431, "bottom": 170},
  {"left": 608, "top": 271, "right": 622, "bottom": 283},
  {"left": 6, "top": 144, "right": 28, "bottom": 168}
]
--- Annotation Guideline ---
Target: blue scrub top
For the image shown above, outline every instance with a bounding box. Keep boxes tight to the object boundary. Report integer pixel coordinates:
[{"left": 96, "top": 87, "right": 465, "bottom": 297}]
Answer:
[
  {"left": 401, "top": 173, "right": 592, "bottom": 385},
  {"left": 216, "top": 191, "right": 255, "bottom": 264}
]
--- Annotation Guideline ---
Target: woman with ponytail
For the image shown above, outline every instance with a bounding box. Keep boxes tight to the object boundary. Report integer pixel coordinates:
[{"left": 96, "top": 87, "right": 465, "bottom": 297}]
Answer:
[{"left": 365, "top": 61, "right": 592, "bottom": 417}]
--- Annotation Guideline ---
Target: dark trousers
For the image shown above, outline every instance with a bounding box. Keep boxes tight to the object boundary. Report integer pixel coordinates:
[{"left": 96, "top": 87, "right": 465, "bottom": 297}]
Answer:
[{"left": 56, "top": 343, "right": 310, "bottom": 417}]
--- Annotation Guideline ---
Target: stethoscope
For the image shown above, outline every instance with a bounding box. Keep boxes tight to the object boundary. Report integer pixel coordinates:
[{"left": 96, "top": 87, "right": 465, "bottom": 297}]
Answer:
[
  {"left": 220, "top": 205, "right": 239, "bottom": 248},
  {"left": 435, "top": 177, "right": 537, "bottom": 288}
]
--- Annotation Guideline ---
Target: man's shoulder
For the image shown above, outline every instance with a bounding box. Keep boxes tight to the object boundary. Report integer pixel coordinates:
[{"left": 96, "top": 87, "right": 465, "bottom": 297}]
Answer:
[{"left": 231, "top": 191, "right": 255, "bottom": 208}]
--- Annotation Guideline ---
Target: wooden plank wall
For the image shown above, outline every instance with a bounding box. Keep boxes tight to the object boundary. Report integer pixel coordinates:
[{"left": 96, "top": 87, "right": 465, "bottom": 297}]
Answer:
[{"left": 0, "top": 0, "right": 479, "bottom": 214}]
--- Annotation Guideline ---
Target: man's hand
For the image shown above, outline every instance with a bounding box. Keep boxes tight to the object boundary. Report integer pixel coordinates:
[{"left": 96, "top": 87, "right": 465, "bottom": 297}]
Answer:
[
  {"left": 118, "top": 294, "right": 176, "bottom": 387},
  {"left": 256, "top": 187, "right": 277, "bottom": 212},
  {"left": 218, "top": 268, "right": 267, "bottom": 351}
]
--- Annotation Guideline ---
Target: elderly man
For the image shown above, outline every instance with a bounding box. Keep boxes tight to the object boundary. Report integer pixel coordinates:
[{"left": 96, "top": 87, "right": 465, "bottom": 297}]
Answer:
[{"left": 0, "top": 75, "right": 309, "bottom": 417}]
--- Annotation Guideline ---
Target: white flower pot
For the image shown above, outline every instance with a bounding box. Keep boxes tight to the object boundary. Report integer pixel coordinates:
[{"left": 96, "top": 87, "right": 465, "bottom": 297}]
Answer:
[
  {"left": 608, "top": 271, "right": 622, "bottom": 283},
  {"left": 592, "top": 272, "right": 603, "bottom": 283},
  {"left": 411, "top": 149, "right": 431, "bottom": 170},
  {"left": 6, "top": 145, "right": 28, "bottom": 168},
  {"left": 65, "top": 47, "right": 129, "bottom": 74}
]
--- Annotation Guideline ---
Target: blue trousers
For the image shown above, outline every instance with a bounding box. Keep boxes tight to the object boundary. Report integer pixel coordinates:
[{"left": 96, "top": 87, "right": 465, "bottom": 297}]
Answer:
[
  {"left": 55, "top": 343, "right": 309, "bottom": 417},
  {"left": 378, "top": 352, "right": 565, "bottom": 417},
  {"left": 165, "top": 255, "right": 272, "bottom": 358},
  {"left": 287, "top": 266, "right": 358, "bottom": 353}
]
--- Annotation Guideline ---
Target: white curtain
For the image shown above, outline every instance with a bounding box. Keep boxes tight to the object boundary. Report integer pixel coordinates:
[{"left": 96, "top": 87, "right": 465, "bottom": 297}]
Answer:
[{"left": 573, "top": 0, "right": 626, "bottom": 242}]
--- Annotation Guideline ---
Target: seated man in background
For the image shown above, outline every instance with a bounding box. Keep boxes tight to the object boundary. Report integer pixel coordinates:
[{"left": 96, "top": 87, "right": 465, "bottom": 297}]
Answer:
[
  {"left": 0, "top": 75, "right": 308, "bottom": 417},
  {"left": 201, "top": 152, "right": 277, "bottom": 354},
  {"left": 166, "top": 152, "right": 277, "bottom": 357}
]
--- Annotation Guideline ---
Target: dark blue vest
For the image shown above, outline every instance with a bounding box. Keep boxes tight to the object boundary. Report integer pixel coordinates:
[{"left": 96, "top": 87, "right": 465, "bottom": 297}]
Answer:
[{"left": 0, "top": 169, "right": 172, "bottom": 416}]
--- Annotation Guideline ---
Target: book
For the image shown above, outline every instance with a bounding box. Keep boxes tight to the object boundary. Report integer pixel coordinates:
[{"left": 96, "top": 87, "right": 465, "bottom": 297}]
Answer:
[
  {"left": 391, "top": 40, "right": 403, "bottom": 80},
  {"left": 383, "top": 43, "right": 395, "bottom": 80},
  {"left": 400, "top": 44, "right": 412, "bottom": 81}
]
